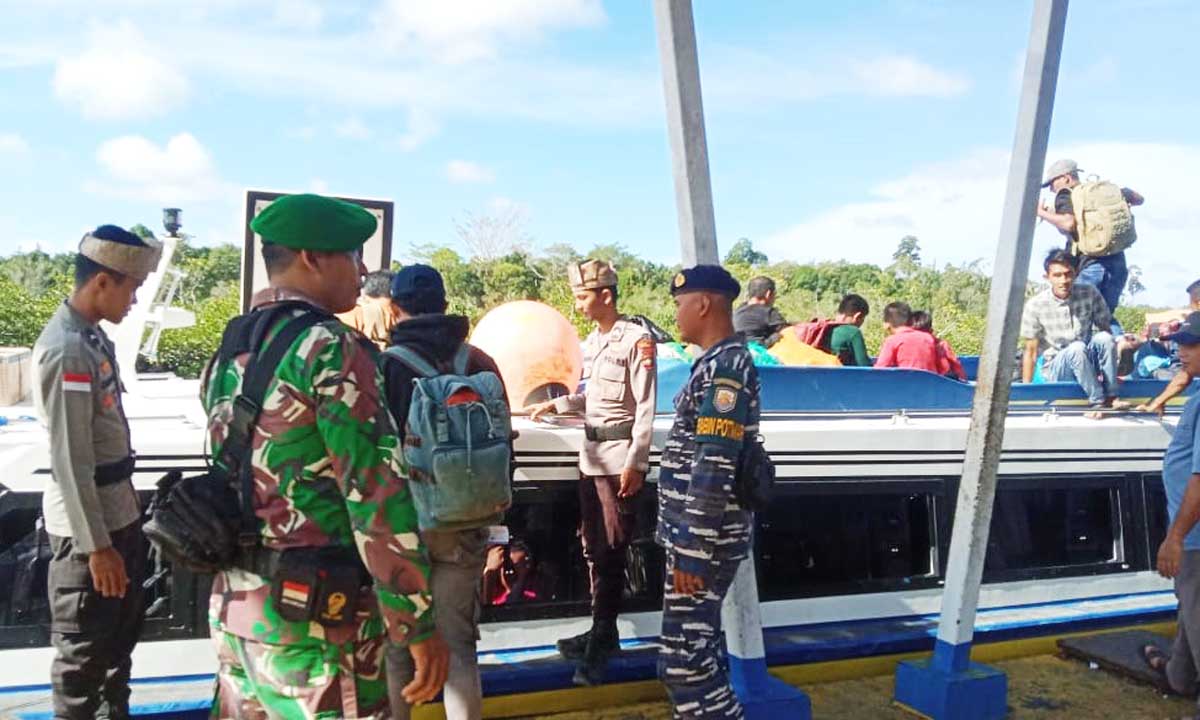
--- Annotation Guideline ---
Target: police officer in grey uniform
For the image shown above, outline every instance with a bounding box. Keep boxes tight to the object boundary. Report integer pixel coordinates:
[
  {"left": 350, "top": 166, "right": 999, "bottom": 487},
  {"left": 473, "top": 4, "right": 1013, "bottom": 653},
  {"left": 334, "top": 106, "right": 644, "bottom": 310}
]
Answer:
[
  {"left": 656, "top": 265, "right": 758, "bottom": 720},
  {"left": 527, "top": 259, "right": 657, "bottom": 685},
  {"left": 32, "top": 225, "right": 161, "bottom": 720}
]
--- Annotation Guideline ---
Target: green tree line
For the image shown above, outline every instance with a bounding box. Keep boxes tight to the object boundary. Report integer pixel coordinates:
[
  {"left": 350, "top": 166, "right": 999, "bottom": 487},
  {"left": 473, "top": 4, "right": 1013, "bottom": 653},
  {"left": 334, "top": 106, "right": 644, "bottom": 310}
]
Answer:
[{"left": 0, "top": 236, "right": 1150, "bottom": 379}]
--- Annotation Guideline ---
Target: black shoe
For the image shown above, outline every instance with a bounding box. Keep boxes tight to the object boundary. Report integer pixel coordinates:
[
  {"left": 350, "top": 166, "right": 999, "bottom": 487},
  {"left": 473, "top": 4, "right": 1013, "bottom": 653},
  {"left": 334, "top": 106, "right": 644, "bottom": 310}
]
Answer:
[
  {"left": 557, "top": 629, "right": 591, "bottom": 661},
  {"left": 571, "top": 625, "right": 619, "bottom": 686}
]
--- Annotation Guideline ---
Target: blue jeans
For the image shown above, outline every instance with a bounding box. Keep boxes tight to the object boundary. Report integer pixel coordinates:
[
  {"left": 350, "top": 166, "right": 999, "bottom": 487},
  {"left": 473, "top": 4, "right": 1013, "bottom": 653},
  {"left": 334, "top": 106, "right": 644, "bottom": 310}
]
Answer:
[
  {"left": 1046, "top": 332, "right": 1117, "bottom": 405},
  {"left": 1076, "top": 253, "right": 1128, "bottom": 334}
]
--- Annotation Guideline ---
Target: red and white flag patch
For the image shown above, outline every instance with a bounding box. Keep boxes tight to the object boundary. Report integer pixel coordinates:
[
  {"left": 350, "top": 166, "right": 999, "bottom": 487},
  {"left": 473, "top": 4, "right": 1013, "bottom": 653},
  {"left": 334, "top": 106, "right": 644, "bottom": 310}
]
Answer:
[{"left": 62, "top": 373, "right": 91, "bottom": 393}]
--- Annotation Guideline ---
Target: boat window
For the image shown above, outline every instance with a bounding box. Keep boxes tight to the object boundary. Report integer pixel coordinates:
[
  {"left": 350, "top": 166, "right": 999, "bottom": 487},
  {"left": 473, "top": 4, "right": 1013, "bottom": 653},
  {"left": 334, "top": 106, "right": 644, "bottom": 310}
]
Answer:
[
  {"left": 983, "top": 478, "right": 1122, "bottom": 578},
  {"left": 756, "top": 487, "right": 940, "bottom": 599},
  {"left": 480, "top": 483, "right": 664, "bottom": 621}
]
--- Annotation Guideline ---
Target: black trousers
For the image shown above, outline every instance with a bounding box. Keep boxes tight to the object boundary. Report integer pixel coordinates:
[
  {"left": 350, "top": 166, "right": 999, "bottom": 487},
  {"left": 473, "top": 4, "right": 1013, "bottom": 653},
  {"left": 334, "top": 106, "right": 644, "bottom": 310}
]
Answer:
[
  {"left": 48, "top": 521, "right": 146, "bottom": 720},
  {"left": 578, "top": 474, "right": 637, "bottom": 624}
]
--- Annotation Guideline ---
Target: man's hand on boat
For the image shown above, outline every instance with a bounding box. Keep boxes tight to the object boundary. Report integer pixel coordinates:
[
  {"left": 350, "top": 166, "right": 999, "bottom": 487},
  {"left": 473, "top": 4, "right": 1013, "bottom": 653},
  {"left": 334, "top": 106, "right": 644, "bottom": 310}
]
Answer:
[
  {"left": 1157, "top": 536, "right": 1184, "bottom": 579},
  {"left": 402, "top": 632, "right": 450, "bottom": 705},
  {"left": 89, "top": 546, "right": 129, "bottom": 598},
  {"left": 673, "top": 566, "right": 705, "bottom": 595},
  {"left": 525, "top": 400, "right": 557, "bottom": 422},
  {"left": 619, "top": 468, "right": 644, "bottom": 498}
]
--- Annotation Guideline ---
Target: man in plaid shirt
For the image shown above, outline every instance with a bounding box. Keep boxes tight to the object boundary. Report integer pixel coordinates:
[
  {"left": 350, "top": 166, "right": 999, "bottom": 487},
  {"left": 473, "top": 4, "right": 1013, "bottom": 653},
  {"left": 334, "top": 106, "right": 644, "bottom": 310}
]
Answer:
[{"left": 1021, "top": 249, "right": 1126, "bottom": 411}]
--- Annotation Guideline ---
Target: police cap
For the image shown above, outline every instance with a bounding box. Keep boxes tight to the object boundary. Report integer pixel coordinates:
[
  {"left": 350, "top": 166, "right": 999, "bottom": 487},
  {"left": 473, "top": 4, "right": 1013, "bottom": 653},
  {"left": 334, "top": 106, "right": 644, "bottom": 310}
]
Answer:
[
  {"left": 669, "top": 264, "right": 741, "bottom": 298},
  {"left": 250, "top": 194, "right": 377, "bottom": 252}
]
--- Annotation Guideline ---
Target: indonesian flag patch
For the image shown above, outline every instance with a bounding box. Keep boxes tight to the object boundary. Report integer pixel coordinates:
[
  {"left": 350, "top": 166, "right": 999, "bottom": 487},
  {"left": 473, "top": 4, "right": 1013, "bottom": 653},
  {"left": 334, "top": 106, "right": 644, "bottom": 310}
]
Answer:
[
  {"left": 280, "top": 580, "right": 312, "bottom": 611},
  {"left": 62, "top": 373, "right": 91, "bottom": 392}
]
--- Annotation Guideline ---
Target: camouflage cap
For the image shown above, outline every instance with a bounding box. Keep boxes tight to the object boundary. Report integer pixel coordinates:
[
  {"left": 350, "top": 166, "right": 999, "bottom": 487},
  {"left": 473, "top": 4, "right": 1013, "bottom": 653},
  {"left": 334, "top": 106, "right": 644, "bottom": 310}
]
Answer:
[
  {"left": 568, "top": 259, "right": 618, "bottom": 291},
  {"left": 78, "top": 225, "right": 163, "bottom": 281},
  {"left": 250, "top": 193, "right": 377, "bottom": 252}
]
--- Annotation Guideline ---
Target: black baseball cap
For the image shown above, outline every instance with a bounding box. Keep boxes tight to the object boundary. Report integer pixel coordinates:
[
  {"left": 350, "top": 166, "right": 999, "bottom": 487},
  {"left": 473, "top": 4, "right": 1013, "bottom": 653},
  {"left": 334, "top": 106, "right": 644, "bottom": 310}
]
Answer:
[
  {"left": 1164, "top": 312, "right": 1200, "bottom": 345},
  {"left": 390, "top": 263, "right": 445, "bottom": 302}
]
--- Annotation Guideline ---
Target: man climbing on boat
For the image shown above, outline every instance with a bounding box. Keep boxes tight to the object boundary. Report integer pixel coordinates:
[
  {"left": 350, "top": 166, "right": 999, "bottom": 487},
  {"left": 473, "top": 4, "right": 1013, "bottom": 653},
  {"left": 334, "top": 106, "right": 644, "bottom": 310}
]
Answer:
[
  {"left": 657, "top": 265, "right": 758, "bottom": 719},
  {"left": 1036, "top": 157, "right": 1144, "bottom": 327},
  {"left": 1020, "top": 249, "right": 1127, "bottom": 417},
  {"left": 33, "top": 225, "right": 161, "bottom": 720},
  {"left": 1141, "top": 312, "right": 1200, "bottom": 710},
  {"left": 526, "top": 258, "right": 657, "bottom": 686}
]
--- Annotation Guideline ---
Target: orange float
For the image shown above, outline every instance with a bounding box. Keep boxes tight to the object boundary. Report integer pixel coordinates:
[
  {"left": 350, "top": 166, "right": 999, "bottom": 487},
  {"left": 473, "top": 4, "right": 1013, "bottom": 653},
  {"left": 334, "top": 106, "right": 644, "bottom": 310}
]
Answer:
[{"left": 469, "top": 301, "right": 583, "bottom": 410}]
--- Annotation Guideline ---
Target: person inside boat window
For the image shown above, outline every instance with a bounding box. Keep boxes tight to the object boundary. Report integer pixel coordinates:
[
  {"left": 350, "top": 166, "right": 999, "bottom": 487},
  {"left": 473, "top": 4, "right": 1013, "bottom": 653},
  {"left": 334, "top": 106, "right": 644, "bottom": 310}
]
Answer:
[
  {"left": 828, "top": 293, "right": 871, "bottom": 366},
  {"left": 1139, "top": 279, "right": 1200, "bottom": 415},
  {"left": 1141, "top": 312, "right": 1200, "bottom": 697},
  {"left": 482, "top": 539, "right": 550, "bottom": 605},
  {"left": 874, "top": 301, "right": 939, "bottom": 373},
  {"left": 733, "top": 275, "right": 788, "bottom": 348},
  {"left": 1020, "top": 249, "right": 1127, "bottom": 416},
  {"left": 910, "top": 310, "right": 965, "bottom": 381}
]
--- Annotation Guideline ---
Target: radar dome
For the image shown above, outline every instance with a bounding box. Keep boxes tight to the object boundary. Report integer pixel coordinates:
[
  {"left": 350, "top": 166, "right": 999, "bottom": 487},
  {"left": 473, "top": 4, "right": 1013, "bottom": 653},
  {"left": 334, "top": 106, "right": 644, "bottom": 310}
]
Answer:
[{"left": 469, "top": 301, "right": 583, "bottom": 410}]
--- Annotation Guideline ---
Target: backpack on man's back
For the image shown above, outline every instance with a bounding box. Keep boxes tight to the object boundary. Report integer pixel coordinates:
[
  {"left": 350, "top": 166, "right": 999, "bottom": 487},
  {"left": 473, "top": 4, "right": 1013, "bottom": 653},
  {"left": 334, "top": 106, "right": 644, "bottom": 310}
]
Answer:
[
  {"left": 383, "top": 344, "right": 513, "bottom": 531},
  {"left": 1070, "top": 180, "right": 1137, "bottom": 257},
  {"left": 793, "top": 318, "right": 846, "bottom": 352}
]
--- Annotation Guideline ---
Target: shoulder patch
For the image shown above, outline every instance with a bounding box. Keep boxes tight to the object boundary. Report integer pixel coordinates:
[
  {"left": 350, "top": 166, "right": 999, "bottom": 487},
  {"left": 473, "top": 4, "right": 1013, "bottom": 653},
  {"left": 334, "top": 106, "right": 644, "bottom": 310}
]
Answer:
[
  {"left": 636, "top": 337, "right": 656, "bottom": 370},
  {"left": 713, "top": 386, "right": 737, "bottom": 413}
]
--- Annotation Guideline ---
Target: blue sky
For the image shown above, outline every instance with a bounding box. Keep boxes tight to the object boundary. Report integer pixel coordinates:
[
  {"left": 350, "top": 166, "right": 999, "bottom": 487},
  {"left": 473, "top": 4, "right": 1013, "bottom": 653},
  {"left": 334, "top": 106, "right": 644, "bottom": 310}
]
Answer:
[{"left": 1, "top": 0, "right": 1197, "bottom": 305}]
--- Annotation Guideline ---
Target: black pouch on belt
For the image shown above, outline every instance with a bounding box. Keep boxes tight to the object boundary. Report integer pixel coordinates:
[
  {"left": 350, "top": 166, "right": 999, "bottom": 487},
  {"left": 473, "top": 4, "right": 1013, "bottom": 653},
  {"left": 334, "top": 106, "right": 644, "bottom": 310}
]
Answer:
[{"left": 269, "top": 549, "right": 364, "bottom": 627}]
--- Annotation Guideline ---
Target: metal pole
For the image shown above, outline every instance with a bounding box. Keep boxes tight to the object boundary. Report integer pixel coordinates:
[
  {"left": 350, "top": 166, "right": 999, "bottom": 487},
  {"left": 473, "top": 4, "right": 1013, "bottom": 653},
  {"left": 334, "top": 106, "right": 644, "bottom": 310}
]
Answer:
[
  {"left": 653, "top": 0, "right": 719, "bottom": 266},
  {"left": 933, "top": 0, "right": 1068, "bottom": 669}
]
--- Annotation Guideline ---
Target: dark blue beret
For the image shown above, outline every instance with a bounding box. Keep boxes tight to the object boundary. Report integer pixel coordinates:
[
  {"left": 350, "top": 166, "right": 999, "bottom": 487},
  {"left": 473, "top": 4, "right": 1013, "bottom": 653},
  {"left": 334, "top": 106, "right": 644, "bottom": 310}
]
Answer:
[
  {"left": 670, "top": 264, "right": 741, "bottom": 298},
  {"left": 391, "top": 263, "right": 446, "bottom": 301}
]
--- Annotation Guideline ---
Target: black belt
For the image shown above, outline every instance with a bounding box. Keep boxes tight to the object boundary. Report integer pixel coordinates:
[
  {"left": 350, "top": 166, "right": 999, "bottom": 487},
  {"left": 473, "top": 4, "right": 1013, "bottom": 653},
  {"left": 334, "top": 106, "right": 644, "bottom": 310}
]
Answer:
[
  {"left": 236, "top": 544, "right": 370, "bottom": 583},
  {"left": 585, "top": 422, "right": 634, "bottom": 442},
  {"left": 95, "top": 456, "right": 135, "bottom": 487}
]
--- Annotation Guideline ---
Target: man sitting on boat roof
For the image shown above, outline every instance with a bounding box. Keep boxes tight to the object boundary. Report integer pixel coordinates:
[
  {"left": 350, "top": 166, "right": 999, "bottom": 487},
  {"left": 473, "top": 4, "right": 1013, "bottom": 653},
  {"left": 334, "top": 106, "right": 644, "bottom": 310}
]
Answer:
[
  {"left": 1020, "top": 249, "right": 1127, "bottom": 415},
  {"left": 733, "top": 275, "right": 788, "bottom": 348},
  {"left": 874, "top": 301, "right": 939, "bottom": 373}
]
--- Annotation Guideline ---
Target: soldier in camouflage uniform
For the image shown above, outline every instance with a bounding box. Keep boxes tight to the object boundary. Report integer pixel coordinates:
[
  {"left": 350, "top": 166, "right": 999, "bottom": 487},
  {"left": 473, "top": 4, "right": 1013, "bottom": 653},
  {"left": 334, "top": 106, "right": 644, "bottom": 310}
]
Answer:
[
  {"left": 656, "top": 266, "right": 758, "bottom": 720},
  {"left": 202, "top": 194, "right": 448, "bottom": 719}
]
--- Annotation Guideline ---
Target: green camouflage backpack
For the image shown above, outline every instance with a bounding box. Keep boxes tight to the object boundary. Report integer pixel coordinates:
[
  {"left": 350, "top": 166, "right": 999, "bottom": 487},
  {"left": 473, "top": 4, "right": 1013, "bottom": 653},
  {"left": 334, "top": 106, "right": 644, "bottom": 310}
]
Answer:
[{"left": 1070, "top": 180, "right": 1137, "bottom": 257}]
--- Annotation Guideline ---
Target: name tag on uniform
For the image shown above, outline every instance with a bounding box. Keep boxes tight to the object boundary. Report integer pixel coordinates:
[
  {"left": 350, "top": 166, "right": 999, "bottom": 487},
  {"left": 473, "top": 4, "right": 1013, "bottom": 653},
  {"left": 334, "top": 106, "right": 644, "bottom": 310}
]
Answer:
[{"left": 62, "top": 373, "right": 91, "bottom": 393}]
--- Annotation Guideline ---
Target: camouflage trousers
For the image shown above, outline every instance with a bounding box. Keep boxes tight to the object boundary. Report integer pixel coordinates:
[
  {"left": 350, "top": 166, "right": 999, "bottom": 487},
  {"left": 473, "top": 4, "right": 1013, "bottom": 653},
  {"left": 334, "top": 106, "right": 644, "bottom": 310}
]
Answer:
[
  {"left": 658, "top": 553, "right": 744, "bottom": 720},
  {"left": 210, "top": 630, "right": 390, "bottom": 719}
]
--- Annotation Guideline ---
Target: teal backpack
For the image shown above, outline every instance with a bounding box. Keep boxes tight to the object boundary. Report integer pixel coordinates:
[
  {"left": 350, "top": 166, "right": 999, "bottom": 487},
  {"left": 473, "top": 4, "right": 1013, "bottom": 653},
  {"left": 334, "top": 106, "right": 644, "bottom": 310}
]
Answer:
[{"left": 383, "top": 344, "right": 513, "bottom": 530}]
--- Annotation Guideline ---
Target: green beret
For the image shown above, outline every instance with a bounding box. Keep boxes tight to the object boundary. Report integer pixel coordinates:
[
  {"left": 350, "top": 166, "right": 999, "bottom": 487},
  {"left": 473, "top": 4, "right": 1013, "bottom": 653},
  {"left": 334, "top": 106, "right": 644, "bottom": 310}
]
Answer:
[{"left": 250, "top": 194, "right": 377, "bottom": 252}]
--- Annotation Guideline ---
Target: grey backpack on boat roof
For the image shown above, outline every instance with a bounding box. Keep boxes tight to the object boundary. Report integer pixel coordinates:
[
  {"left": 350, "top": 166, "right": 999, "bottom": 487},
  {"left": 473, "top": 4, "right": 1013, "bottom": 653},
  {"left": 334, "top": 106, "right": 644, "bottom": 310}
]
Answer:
[{"left": 384, "top": 344, "right": 512, "bottom": 531}]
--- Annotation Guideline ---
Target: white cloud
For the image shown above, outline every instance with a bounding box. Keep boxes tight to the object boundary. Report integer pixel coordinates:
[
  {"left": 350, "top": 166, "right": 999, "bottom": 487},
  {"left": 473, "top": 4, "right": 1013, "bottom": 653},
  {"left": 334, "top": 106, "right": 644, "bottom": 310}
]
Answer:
[
  {"left": 52, "top": 21, "right": 189, "bottom": 120},
  {"left": 273, "top": 0, "right": 323, "bottom": 31},
  {"left": 761, "top": 142, "right": 1200, "bottom": 307},
  {"left": 395, "top": 108, "right": 440, "bottom": 151},
  {"left": 88, "top": 132, "right": 227, "bottom": 203},
  {"left": 446, "top": 160, "right": 495, "bottom": 184},
  {"left": 335, "top": 117, "right": 372, "bottom": 140},
  {"left": 851, "top": 55, "right": 971, "bottom": 97},
  {"left": 0, "top": 133, "right": 30, "bottom": 155},
  {"left": 372, "top": 0, "right": 606, "bottom": 64},
  {"left": 309, "top": 178, "right": 330, "bottom": 194}
]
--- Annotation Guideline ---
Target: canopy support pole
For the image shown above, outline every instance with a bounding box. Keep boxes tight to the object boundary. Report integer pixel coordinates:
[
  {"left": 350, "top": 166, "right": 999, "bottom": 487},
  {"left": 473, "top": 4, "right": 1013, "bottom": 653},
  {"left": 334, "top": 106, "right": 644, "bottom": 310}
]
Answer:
[{"left": 894, "top": 1, "right": 1069, "bottom": 717}]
